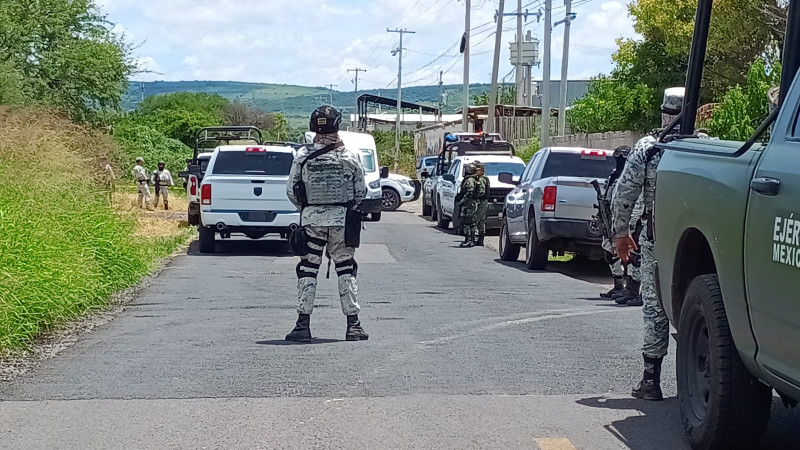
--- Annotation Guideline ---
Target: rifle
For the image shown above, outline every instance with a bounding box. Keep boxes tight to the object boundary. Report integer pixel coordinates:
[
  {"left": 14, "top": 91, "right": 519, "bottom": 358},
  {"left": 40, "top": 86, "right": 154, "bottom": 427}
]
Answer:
[
  {"left": 591, "top": 179, "right": 613, "bottom": 239},
  {"left": 153, "top": 171, "right": 161, "bottom": 197}
]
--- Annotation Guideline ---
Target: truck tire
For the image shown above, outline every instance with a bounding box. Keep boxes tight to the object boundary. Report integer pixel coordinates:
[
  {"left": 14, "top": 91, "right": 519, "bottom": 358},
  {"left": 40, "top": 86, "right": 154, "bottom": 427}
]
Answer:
[
  {"left": 188, "top": 213, "right": 200, "bottom": 226},
  {"left": 677, "top": 274, "right": 772, "bottom": 450},
  {"left": 422, "top": 192, "right": 432, "bottom": 216},
  {"left": 499, "top": 219, "right": 521, "bottom": 261},
  {"left": 198, "top": 226, "right": 216, "bottom": 253},
  {"left": 436, "top": 198, "right": 450, "bottom": 229},
  {"left": 381, "top": 187, "right": 401, "bottom": 211},
  {"left": 525, "top": 217, "right": 549, "bottom": 270}
]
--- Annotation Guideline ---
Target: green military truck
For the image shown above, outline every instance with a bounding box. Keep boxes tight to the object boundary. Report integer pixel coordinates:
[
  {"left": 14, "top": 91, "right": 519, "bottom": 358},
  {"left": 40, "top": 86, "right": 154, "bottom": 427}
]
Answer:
[{"left": 653, "top": 0, "right": 800, "bottom": 448}]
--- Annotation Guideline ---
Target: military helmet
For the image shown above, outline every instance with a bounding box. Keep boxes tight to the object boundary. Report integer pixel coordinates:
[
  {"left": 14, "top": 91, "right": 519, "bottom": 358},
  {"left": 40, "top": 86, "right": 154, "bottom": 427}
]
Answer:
[
  {"left": 613, "top": 145, "right": 631, "bottom": 158},
  {"left": 464, "top": 163, "right": 477, "bottom": 175},
  {"left": 634, "top": 135, "right": 657, "bottom": 153},
  {"left": 310, "top": 106, "right": 342, "bottom": 134}
]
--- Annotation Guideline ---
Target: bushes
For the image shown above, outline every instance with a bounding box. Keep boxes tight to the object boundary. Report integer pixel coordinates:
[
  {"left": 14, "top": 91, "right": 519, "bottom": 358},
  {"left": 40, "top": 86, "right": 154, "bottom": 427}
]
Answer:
[
  {"left": 372, "top": 130, "right": 416, "bottom": 177},
  {"left": 0, "top": 109, "right": 186, "bottom": 352},
  {"left": 113, "top": 119, "right": 193, "bottom": 178}
]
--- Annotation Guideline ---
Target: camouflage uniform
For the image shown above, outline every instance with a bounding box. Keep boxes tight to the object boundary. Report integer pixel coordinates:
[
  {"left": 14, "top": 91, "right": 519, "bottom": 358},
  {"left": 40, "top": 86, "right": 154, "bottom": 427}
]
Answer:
[
  {"left": 151, "top": 168, "right": 175, "bottom": 209},
  {"left": 474, "top": 173, "right": 490, "bottom": 237},
  {"left": 459, "top": 175, "right": 478, "bottom": 239},
  {"left": 286, "top": 141, "right": 366, "bottom": 317},
  {"left": 131, "top": 163, "right": 151, "bottom": 209},
  {"left": 612, "top": 135, "right": 668, "bottom": 358}
]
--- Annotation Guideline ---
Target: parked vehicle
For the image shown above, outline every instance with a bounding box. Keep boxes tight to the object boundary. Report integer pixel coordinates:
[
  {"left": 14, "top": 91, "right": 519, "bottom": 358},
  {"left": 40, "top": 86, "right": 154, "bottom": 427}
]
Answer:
[
  {"left": 497, "top": 147, "right": 616, "bottom": 269},
  {"left": 416, "top": 155, "right": 438, "bottom": 181},
  {"left": 305, "top": 131, "right": 388, "bottom": 221},
  {"left": 380, "top": 173, "right": 415, "bottom": 211},
  {"left": 189, "top": 127, "right": 300, "bottom": 253},
  {"left": 650, "top": 1, "right": 800, "bottom": 446},
  {"left": 182, "top": 152, "right": 212, "bottom": 225}
]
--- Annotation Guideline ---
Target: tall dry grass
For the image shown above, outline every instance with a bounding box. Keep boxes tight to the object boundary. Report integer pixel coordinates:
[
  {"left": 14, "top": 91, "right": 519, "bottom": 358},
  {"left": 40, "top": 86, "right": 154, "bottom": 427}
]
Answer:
[{"left": 0, "top": 108, "right": 190, "bottom": 352}]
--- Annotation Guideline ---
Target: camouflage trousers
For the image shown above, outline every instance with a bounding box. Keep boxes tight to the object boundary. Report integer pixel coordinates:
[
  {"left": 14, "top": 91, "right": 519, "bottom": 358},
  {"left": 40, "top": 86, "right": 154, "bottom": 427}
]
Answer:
[
  {"left": 154, "top": 186, "right": 169, "bottom": 205},
  {"left": 640, "top": 225, "right": 669, "bottom": 358},
  {"left": 137, "top": 181, "right": 151, "bottom": 208},
  {"left": 459, "top": 200, "right": 477, "bottom": 237},
  {"left": 472, "top": 200, "right": 488, "bottom": 235},
  {"left": 295, "top": 226, "right": 360, "bottom": 316}
]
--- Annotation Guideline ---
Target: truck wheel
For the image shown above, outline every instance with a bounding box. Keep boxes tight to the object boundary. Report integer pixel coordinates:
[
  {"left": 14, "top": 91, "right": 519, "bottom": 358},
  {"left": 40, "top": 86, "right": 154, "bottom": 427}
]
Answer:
[
  {"left": 436, "top": 198, "right": 450, "bottom": 229},
  {"left": 677, "top": 274, "right": 772, "bottom": 450},
  {"left": 370, "top": 212, "right": 382, "bottom": 221},
  {"left": 188, "top": 213, "right": 200, "bottom": 226},
  {"left": 422, "top": 192, "right": 432, "bottom": 216},
  {"left": 198, "top": 226, "right": 216, "bottom": 253},
  {"left": 381, "top": 188, "right": 401, "bottom": 211},
  {"left": 499, "top": 219, "right": 521, "bottom": 261},
  {"left": 525, "top": 217, "right": 549, "bottom": 270}
]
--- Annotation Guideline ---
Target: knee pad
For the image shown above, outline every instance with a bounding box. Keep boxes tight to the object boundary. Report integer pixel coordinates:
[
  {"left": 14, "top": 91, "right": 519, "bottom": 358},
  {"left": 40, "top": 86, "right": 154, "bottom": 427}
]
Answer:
[
  {"left": 335, "top": 258, "right": 358, "bottom": 278},
  {"left": 296, "top": 259, "right": 321, "bottom": 279}
]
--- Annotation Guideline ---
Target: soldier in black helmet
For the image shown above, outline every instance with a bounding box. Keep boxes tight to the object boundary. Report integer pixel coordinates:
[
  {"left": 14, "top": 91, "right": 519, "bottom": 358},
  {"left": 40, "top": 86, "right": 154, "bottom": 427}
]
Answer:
[{"left": 285, "top": 106, "right": 369, "bottom": 342}]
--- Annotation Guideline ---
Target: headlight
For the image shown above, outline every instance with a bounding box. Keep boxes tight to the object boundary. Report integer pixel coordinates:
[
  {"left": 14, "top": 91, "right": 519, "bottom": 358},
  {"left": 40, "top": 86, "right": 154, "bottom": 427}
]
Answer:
[
  {"left": 368, "top": 180, "right": 380, "bottom": 189},
  {"left": 398, "top": 178, "right": 411, "bottom": 186}
]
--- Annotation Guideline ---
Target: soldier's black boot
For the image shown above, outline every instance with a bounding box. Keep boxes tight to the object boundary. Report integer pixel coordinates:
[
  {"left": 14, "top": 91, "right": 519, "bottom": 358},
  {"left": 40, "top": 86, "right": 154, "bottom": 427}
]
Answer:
[
  {"left": 460, "top": 230, "right": 474, "bottom": 248},
  {"left": 615, "top": 279, "right": 640, "bottom": 305},
  {"left": 601, "top": 276, "right": 625, "bottom": 299},
  {"left": 345, "top": 315, "right": 369, "bottom": 341},
  {"left": 632, "top": 354, "right": 664, "bottom": 401},
  {"left": 476, "top": 232, "right": 485, "bottom": 247},
  {"left": 285, "top": 314, "right": 312, "bottom": 342},
  {"left": 626, "top": 294, "right": 644, "bottom": 307}
]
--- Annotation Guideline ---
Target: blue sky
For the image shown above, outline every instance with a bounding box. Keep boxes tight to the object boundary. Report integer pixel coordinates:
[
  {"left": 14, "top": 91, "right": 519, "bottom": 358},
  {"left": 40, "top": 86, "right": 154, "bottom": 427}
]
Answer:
[{"left": 99, "top": 0, "right": 639, "bottom": 89}]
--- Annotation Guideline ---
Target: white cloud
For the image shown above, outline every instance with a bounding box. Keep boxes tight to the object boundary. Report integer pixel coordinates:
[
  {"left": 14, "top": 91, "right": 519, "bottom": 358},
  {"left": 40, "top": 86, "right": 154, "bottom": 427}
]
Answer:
[{"left": 109, "top": 0, "right": 636, "bottom": 87}]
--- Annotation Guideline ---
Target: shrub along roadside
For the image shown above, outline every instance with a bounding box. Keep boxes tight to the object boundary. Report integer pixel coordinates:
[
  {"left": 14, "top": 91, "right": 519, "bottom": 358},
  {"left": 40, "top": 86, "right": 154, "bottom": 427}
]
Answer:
[{"left": 0, "top": 108, "right": 191, "bottom": 353}]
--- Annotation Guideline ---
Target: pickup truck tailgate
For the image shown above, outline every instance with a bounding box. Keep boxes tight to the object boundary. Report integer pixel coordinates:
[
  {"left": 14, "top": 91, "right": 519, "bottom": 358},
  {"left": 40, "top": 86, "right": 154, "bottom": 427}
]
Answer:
[
  {"left": 552, "top": 176, "right": 605, "bottom": 221},
  {"left": 209, "top": 176, "right": 294, "bottom": 212}
]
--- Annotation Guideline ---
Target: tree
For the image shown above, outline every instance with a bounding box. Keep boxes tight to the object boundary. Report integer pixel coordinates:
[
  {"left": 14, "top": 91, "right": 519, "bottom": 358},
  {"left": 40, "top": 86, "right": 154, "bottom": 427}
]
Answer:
[
  {"left": 707, "top": 59, "right": 781, "bottom": 140},
  {"left": 0, "top": 0, "right": 135, "bottom": 119},
  {"left": 472, "top": 86, "right": 517, "bottom": 106},
  {"left": 132, "top": 93, "right": 229, "bottom": 146},
  {"left": 568, "top": 77, "right": 657, "bottom": 133}
]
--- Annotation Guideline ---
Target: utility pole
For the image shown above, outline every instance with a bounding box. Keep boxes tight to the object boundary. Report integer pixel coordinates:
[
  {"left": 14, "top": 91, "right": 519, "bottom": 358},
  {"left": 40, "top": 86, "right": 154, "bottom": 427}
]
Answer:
[
  {"left": 348, "top": 68, "right": 366, "bottom": 92},
  {"left": 540, "top": 0, "right": 552, "bottom": 148},
  {"left": 437, "top": 71, "right": 444, "bottom": 118},
  {"left": 462, "top": 0, "right": 471, "bottom": 132},
  {"left": 325, "top": 84, "right": 337, "bottom": 105},
  {"left": 140, "top": 82, "right": 145, "bottom": 102},
  {"left": 388, "top": 28, "right": 415, "bottom": 172},
  {"left": 488, "top": 0, "right": 506, "bottom": 133},
  {"left": 556, "top": 0, "right": 575, "bottom": 136},
  {"left": 516, "top": 0, "right": 524, "bottom": 104}
]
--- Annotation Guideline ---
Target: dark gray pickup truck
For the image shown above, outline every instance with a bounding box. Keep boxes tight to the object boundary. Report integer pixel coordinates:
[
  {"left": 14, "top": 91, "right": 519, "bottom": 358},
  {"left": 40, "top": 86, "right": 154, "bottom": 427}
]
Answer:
[{"left": 653, "top": 1, "right": 800, "bottom": 447}]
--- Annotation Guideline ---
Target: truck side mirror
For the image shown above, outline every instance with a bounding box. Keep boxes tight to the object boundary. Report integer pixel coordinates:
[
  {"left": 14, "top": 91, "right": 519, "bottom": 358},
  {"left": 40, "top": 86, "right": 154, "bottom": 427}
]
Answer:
[
  {"left": 420, "top": 171, "right": 430, "bottom": 179},
  {"left": 188, "top": 164, "right": 202, "bottom": 176},
  {"left": 661, "top": 87, "right": 685, "bottom": 115},
  {"left": 498, "top": 172, "right": 519, "bottom": 186},
  {"left": 380, "top": 166, "right": 390, "bottom": 179}
]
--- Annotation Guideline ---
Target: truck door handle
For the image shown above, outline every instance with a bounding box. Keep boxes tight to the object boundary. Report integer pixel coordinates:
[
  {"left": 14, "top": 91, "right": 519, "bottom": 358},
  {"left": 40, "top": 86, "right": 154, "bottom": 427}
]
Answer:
[{"left": 751, "top": 177, "right": 781, "bottom": 196}]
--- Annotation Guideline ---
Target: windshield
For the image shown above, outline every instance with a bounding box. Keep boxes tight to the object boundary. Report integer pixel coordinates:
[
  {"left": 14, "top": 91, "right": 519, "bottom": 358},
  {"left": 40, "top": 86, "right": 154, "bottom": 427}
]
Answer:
[
  {"left": 418, "top": 157, "right": 437, "bottom": 169},
  {"left": 484, "top": 162, "right": 525, "bottom": 177},
  {"left": 200, "top": 158, "right": 210, "bottom": 173},
  {"left": 211, "top": 151, "right": 294, "bottom": 175},
  {"left": 541, "top": 152, "right": 616, "bottom": 179},
  {"left": 359, "top": 149, "right": 377, "bottom": 172}
]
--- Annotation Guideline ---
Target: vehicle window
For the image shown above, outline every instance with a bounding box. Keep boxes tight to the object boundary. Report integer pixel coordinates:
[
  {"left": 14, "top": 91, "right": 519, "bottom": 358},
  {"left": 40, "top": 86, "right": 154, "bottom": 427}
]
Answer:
[
  {"left": 211, "top": 151, "right": 294, "bottom": 175},
  {"left": 425, "top": 157, "right": 437, "bottom": 167},
  {"left": 358, "top": 149, "right": 377, "bottom": 172},
  {"left": 483, "top": 162, "right": 525, "bottom": 177},
  {"left": 200, "top": 159, "right": 210, "bottom": 173},
  {"left": 450, "top": 160, "right": 461, "bottom": 176},
  {"left": 523, "top": 152, "right": 542, "bottom": 182},
  {"left": 541, "top": 152, "right": 616, "bottom": 179}
]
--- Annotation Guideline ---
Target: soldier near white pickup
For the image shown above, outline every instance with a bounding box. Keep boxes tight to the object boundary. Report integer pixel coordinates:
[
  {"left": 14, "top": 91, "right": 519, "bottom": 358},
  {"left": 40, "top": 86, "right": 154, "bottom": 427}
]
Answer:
[
  {"left": 151, "top": 161, "right": 175, "bottom": 210},
  {"left": 285, "top": 105, "right": 369, "bottom": 343},
  {"left": 131, "top": 157, "right": 153, "bottom": 211}
]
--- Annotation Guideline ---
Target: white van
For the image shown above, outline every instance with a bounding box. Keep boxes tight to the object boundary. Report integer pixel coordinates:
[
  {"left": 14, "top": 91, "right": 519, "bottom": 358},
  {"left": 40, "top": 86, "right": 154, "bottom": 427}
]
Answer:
[{"left": 304, "top": 131, "right": 386, "bottom": 221}]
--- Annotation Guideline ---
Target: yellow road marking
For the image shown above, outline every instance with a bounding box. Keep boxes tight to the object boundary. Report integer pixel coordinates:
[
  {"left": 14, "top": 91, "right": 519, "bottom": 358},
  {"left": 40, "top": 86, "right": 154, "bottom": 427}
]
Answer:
[{"left": 536, "top": 438, "right": 578, "bottom": 450}]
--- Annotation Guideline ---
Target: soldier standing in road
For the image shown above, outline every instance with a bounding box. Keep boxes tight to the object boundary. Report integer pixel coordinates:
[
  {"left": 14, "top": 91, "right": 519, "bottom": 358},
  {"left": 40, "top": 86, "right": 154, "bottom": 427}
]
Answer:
[
  {"left": 473, "top": 161, "right": 490, "bottom": 247},
  {"left": 151, "top": 161, "right": 175, "bottom": 210},
  {"left": 132, "top": 157, "right": 153, "bottom": 210},
  {"left": 285, "top": 106, "right": 368, "bottom": 342},
  {"left": 457, "top": 163, "right": 478, "bottom": 248},
  {"left": 612, "top": 89, "right": 683, "bottom": 401}
]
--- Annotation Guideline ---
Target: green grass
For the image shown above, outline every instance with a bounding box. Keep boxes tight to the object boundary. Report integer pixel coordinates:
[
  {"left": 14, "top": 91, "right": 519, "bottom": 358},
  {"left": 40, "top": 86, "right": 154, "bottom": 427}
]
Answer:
[{"left": 0, "top": 109, "right": 191, "bottom": 353}]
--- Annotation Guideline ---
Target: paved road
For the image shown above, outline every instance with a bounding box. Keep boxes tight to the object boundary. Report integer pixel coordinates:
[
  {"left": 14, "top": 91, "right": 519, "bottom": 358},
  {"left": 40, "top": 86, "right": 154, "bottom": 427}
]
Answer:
[{"left": 1, "top": 205, "right": 798, "bottom": 449}]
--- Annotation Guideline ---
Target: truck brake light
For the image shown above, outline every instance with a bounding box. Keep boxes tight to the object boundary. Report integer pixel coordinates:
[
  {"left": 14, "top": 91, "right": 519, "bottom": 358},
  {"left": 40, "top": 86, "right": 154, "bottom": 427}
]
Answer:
[
  {"left": 542, "top": 186, "right": 557, "bottom": 211},
  {"left": 189, "top": 176, "right": 198, "bottom": 197},
  {"left": 201, "top": 184, "right": 211, "bottom": 205},
  {"left": 245, "top": 147, "right": 266, "bottom": 153}
]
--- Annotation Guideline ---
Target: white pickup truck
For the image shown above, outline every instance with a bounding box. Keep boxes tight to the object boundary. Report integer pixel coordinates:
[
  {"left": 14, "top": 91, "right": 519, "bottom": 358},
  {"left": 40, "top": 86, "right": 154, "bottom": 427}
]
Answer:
[{"left": 197, "top": 143, "right": 300, "bottom": 253}]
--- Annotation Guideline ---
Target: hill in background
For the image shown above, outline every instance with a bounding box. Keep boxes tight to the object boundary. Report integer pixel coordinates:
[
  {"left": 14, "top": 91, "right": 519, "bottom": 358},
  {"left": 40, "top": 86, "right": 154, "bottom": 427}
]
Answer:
[{"left": 123, "top": 80, "right": 590, "bottom": 127}]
